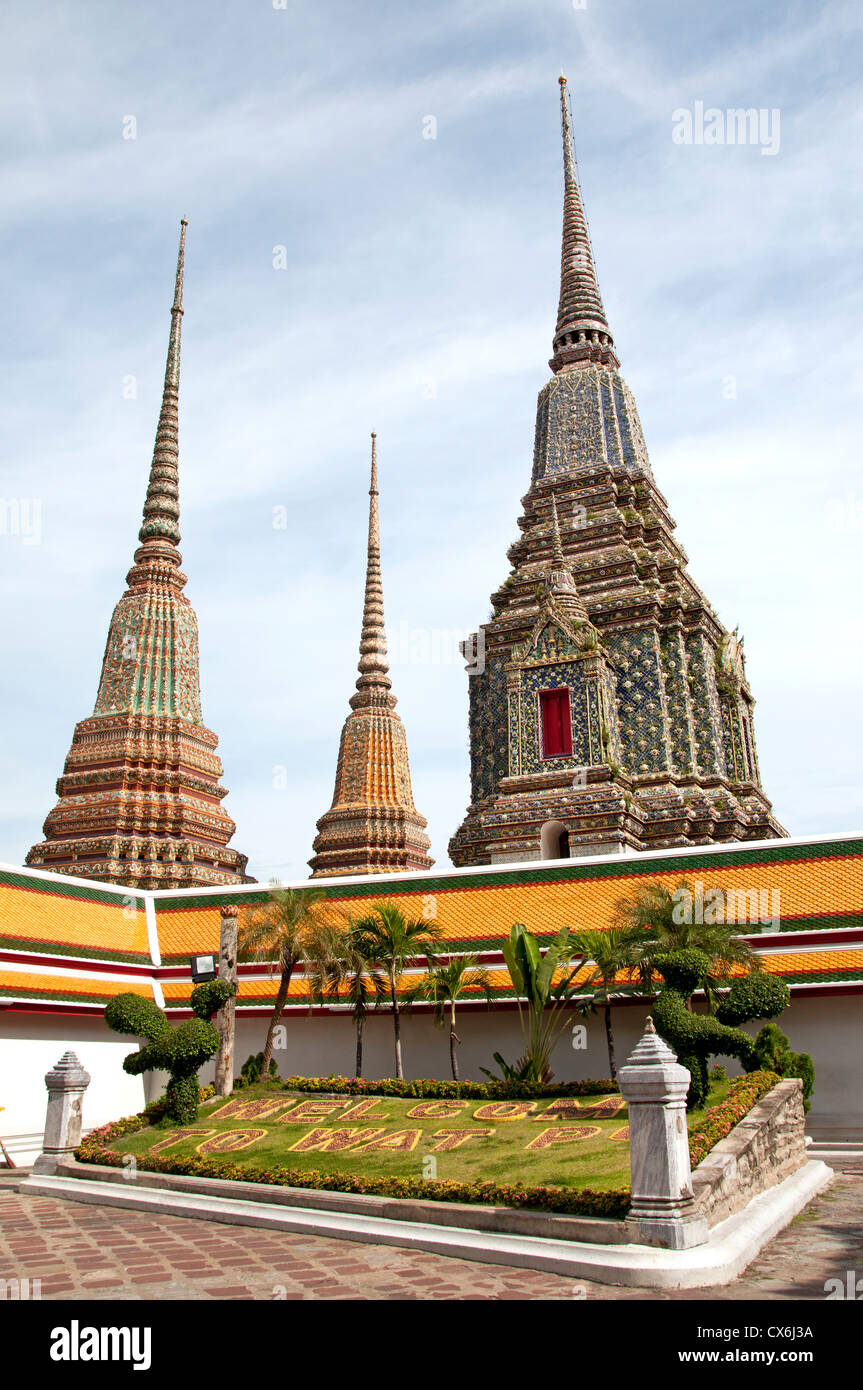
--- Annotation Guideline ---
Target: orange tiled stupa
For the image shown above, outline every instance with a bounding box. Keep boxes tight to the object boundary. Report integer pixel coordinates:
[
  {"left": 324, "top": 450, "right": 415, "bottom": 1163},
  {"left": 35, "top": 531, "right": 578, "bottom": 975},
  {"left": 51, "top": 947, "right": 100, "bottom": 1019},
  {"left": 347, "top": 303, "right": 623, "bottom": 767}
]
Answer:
[
  {"left": 26, "top": 222, "right": 252, "bottom": 890},
  {"left": 309, "top": 434, "right": 433, "bottom": 877}
]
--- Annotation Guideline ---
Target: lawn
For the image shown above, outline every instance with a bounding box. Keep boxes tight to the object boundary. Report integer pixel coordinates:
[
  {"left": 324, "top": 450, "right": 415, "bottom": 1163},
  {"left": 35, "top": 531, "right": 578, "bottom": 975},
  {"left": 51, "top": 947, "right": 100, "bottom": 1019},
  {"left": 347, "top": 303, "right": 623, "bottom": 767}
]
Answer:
[{"left": 116, "top": 1079, "right": 732, "bottom": 1193}]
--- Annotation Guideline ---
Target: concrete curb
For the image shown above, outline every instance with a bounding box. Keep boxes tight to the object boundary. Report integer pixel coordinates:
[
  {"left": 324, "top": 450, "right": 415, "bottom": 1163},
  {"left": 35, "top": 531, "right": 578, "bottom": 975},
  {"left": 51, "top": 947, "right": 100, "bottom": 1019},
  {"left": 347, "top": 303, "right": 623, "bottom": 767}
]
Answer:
[
  {"left": 18, "top": 1159, "right": 833, "bottom": 1289},
  {"left": 37, "top": 1158, "right": 631, "bottom": 1246}
]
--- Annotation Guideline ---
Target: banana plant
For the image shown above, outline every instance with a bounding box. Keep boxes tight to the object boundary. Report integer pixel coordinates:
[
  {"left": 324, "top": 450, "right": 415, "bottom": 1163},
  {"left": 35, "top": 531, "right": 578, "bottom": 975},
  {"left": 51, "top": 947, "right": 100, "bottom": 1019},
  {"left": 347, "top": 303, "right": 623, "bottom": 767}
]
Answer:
[{"left": 482, "top": 922, "right": 585, "bottom": 1084}]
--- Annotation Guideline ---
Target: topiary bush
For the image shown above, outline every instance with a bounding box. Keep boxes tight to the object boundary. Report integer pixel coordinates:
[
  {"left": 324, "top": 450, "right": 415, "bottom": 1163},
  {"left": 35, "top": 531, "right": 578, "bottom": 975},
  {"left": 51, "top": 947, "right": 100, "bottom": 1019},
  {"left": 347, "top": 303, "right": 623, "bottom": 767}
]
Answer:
[
  {"left": 651, "top": 951, "right": 755, "bottom": 1108},
  {"left": 715, "top": 973, "right": 790, "bottom": 1027},
  {"left": 653, "top": 951, "right": 814, "bottom": 1110},
  {"left": 105, "top": 980, "right": 236, "bottom": 1124}
]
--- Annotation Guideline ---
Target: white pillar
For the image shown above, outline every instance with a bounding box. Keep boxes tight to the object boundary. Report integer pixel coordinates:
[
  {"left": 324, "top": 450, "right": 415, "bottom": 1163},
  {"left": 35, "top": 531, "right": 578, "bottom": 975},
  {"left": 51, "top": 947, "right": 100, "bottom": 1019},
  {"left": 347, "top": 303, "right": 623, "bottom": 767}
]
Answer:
[
  {"left": 32, "top": 1052, "right": 91, "bottom": 1176},
  {"left": 618, "top": 1017, "right": 708, "bottom": 1250}
]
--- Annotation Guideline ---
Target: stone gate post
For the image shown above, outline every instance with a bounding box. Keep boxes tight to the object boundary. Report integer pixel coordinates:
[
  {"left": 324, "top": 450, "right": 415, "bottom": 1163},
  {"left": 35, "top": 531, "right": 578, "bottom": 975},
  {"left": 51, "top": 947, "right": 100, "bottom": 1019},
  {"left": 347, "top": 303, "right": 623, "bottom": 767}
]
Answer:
[
  {"left": 618, "top": 1017, "right": 708, "bottom": 1250},
  {"left": 32, "top": 1052, "right": 91, "bottom": 1176}
]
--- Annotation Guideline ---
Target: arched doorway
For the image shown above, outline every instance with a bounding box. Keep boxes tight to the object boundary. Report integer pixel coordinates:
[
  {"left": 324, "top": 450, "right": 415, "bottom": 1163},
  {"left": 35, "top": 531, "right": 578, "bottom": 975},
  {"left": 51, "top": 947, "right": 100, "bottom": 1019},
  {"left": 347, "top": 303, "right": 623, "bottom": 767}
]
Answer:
[{"left": 540, "top": 819, "right": 571, "bottom": 860}]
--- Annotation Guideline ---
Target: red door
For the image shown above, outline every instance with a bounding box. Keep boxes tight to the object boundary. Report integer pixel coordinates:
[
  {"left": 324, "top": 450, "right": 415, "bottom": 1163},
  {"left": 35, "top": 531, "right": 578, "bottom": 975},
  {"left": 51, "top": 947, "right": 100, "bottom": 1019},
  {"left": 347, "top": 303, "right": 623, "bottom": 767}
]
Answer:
[{"left": 540, "top": 688, "right": 573, "bottom": 758}]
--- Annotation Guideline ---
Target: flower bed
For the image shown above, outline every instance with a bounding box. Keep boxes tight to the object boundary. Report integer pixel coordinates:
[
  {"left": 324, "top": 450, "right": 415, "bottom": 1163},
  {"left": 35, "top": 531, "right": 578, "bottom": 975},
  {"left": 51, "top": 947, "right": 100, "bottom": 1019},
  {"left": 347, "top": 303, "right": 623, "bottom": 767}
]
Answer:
[
  {"left": 688, "top": 1070, "right": 779, "bottom": 1168},
  {"left": 273, "top": 1075, "right": 620, "bottom": 1100},
  {"left": 76, "top": 1073, "right": 780, "bottom": 1222},
  {"left": 76, "top": 1118, "right": 629, "bottom": 1219}
]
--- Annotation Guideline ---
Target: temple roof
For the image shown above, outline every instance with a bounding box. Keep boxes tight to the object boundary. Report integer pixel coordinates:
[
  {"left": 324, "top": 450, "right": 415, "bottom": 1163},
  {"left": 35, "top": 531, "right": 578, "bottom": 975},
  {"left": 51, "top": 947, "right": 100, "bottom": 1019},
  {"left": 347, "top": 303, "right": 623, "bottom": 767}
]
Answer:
[{"left": 4, "top": 833, "right": 863, "bottom": 1012}]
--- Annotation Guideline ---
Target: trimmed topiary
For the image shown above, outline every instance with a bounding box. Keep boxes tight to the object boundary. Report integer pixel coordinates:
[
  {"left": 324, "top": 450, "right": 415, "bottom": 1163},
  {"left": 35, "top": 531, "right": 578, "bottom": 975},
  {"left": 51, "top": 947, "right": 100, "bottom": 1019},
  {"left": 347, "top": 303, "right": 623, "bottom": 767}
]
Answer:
[
  {"left": 651, "top": 951, "right": 755, "bottom": 1107},
  {"left": 715, "top": 973, "right": 790, "bottom": 1027},
  {"left": 105, "top": 980, "right": 236, "bottom": 1124},
  {"left": 653, "top": 952, "right": 815, "bottom": 1110}
]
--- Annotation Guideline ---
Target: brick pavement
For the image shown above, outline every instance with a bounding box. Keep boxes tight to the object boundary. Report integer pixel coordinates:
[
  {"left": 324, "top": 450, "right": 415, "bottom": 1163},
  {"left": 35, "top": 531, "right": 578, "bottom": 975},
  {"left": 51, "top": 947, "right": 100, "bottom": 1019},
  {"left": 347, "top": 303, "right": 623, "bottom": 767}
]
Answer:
[{"left": 0, "top": 1171, "right": 860, "bottom": 1301}]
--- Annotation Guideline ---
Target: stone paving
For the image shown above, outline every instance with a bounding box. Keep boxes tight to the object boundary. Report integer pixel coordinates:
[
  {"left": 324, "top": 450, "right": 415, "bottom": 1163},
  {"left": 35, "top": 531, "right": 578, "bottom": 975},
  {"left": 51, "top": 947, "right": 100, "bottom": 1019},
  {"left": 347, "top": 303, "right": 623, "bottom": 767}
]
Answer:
[{"left": 0, "top": 1170, "right": 860, "bottom": 1301}]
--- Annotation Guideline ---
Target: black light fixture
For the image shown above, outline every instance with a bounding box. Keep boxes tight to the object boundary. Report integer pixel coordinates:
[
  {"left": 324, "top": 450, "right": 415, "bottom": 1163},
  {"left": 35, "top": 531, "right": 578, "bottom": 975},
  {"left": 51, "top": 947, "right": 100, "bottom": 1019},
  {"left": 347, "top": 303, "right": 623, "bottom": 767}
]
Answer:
[{"left": 190, "top": 953, "right": 217, "bottom": 983}]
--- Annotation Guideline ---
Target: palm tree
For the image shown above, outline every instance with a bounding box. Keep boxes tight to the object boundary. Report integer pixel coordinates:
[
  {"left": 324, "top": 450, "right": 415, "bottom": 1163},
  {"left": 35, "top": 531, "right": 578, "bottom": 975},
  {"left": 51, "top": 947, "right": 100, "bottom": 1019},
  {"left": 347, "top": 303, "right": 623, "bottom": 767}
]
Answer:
[
  {"left": 306, "top": 915, "right": 384, "bottom": 1077},
  {"left": 569, "top": 926, "right": 651, "bottom": 1080},
  {"left": 356, "top": 902, "right": 444, "bottom": 1079},
  {"left": 238, "top": 881, "right": 334, "bottom": 1077},
  {"left": 614, "top": 879, "right": 760, "bottom": 1007},
  {"left": 409, "top": 953, "right": 492, "bottom": 1082}
]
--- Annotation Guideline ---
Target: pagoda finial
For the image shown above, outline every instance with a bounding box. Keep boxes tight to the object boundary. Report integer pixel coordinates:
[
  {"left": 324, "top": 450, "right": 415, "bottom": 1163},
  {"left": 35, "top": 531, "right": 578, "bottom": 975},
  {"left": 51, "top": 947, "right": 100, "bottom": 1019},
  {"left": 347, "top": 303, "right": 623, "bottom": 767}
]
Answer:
[
  {"left": 128, "top": 219, "right": 188, "bottom": 589},
  {"left": 550, "top": 494, "right": 565, "bottom": 567},
  {"left": 351, "top": 432, "right": 393, "bottom": 710},
  {"left": 550, "top": 78, "right": 618, "bottom": 373}
]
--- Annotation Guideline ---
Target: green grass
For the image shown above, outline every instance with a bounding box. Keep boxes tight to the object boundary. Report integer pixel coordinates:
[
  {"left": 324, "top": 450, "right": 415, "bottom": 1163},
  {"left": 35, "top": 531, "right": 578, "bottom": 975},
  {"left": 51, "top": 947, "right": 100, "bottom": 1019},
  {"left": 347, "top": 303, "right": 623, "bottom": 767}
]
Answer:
[{"left": 117, "top": 1080, "right": 731, "bottom": 1193}]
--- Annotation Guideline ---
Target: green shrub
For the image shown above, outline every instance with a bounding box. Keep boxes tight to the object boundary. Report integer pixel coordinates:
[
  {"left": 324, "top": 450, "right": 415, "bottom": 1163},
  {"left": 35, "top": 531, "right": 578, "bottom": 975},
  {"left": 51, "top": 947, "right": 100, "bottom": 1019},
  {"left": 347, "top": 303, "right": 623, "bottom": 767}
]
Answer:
[
  {"left": 652, "top": 951, "right": 755, "bottom": 1107},
  {"left": 653, "top": 952, "right": 814, "bottom": 1111},
  {"left": 715, "top": 974, "right": 790, "bottom": 1026},
  {"left": 105, "top": 982, "right": 236, "bottom": 1124},
  {"left": 237, "top": 1052, "right": 281, "bottom": 1087},
  {"left": 277, "top": 1074, "right": 619, "bottom": 1100},
  {"left": 750, "top": 1023, "right": 815, "bottom": 1111}
]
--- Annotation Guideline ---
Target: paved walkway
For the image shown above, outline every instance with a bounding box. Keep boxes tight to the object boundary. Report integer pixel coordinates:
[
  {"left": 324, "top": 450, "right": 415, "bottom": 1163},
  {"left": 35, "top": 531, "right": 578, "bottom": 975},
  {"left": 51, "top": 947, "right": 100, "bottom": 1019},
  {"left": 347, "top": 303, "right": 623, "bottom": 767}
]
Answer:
[{"left": 0, "top": 1170, "right": 860, "bottom": 1300}]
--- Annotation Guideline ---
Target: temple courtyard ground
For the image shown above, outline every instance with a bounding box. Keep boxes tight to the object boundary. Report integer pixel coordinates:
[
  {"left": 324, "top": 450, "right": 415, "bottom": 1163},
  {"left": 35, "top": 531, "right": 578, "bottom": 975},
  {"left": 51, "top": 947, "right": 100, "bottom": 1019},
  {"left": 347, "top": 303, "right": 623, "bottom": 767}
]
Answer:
[{"left": 1, "top": 1161, "right": 860, "bottom": 1301}]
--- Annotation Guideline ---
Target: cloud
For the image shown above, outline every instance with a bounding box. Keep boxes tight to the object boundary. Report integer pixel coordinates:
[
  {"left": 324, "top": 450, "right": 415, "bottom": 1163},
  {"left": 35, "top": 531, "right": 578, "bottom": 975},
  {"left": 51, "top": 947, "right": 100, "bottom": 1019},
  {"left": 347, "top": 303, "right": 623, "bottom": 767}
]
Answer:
[{"left": 1, "top": 0, "right": 860, "bottom": 873}]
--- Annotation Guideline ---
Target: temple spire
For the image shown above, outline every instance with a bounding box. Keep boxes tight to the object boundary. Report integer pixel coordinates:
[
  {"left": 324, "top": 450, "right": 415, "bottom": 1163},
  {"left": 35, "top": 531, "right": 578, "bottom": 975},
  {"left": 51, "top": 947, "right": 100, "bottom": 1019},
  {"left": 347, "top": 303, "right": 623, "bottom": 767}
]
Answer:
[
  {"left": 550, "top": 494, "right": 565, "bottom": 567},
  {"left": 351, "top": 431, "right": 393, "bottom": 710},
  {"left": 129, "top": 218, "right": 188, "bottom": 590},
  {"left": 545, "top": 494, "right": 588, "bottom": 619},
  {"left": 26, "top": 217, "right": 252, "bottom": 889},
  {"left": 550, "top": 77, "right": 619, "bottom": 373},
  {"left": 309, "top": 431, "right": 433, "bottom": 877}
]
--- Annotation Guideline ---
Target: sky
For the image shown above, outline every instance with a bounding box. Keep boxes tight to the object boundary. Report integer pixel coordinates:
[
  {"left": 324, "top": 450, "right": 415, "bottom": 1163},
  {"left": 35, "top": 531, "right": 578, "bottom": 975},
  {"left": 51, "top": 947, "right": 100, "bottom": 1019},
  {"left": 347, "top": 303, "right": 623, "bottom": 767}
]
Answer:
[{"left": 1, "top": 0, "right": 861, "bottom": 882}]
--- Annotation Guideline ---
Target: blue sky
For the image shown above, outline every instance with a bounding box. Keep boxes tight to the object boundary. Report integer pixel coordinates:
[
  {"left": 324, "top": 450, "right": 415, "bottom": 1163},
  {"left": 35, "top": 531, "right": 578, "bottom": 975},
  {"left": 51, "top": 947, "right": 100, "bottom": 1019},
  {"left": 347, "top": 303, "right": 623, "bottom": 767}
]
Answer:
[{"left": 1, "top": 0, "right": 861, "bottom": 880}]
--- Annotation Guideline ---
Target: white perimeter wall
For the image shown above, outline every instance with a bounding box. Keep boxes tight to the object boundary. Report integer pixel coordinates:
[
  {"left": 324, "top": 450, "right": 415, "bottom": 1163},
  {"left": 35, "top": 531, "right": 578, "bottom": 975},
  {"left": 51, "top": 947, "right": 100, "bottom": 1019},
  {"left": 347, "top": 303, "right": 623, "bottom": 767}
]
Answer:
[
  {"left": 0, "top": 1014, "right": 146, "bottom": 1165},
  {"left": 3, "top": 993, "right": 861, "bottom": 1162}
]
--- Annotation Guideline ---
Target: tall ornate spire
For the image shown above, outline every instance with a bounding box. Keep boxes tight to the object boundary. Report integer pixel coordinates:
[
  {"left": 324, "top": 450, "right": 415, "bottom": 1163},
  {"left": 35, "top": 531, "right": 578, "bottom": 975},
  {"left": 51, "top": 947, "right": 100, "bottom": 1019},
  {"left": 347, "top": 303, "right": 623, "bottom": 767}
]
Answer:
[
  {"left": 550, "top": 76, "right": 619, "bottom": 373},
  {"left": 352, "top": 432, "right": 393, "bottom": 710},
  {"left": 127, "top": 219, "right": 187, "bottom": 592},
  {"left": 26, "top": 221, "right": 252, "bottom": 889},
  {"left": 550, "top": 494, "right": 565, "bottom": 568},
  {"left": 450, "top": 80, "right": 785, "bottom": 870},
  {"left": 309, "top": 434, "right": 433, "bottom": 878}
]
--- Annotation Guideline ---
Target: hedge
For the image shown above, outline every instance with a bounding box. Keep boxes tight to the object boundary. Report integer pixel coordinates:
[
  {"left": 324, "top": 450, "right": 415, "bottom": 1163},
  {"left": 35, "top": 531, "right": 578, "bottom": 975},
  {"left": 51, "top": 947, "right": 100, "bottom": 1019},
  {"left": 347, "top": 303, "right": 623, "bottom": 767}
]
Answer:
[
  {"left": 688, "top": 1070, "right": 780, "bottom": 1168},
  {"left": 274, "top": 1075, "right": 621, "bottom": 1100}
]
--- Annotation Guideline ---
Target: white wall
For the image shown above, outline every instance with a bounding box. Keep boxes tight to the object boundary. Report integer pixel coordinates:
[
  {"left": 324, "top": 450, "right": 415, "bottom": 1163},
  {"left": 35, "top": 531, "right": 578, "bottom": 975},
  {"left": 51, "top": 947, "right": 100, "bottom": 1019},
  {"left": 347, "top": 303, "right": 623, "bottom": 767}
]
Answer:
[
  {"left": 3, "top": 991, "right": 859, "bottom": 1164},
  {"left": 223, "top": 1004, "right": 653, "bottom": 1089},
  {"left": 0, "top": 1014, "right": 146, "bottom": 1165}
]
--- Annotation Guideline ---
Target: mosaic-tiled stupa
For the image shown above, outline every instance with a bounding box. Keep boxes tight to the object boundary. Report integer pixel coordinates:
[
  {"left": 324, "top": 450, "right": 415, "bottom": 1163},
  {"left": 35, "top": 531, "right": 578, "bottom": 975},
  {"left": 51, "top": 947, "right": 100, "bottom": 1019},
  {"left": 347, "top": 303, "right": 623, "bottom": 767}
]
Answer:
[
  {"left": 26, "top": 222, "right": 252, "bottom": 889},
  {"left": 449, "top": 79, "right": 787, "bottom": 866},
  {"left": 309, "top": 434, "right": 433, "bottom": 877}
]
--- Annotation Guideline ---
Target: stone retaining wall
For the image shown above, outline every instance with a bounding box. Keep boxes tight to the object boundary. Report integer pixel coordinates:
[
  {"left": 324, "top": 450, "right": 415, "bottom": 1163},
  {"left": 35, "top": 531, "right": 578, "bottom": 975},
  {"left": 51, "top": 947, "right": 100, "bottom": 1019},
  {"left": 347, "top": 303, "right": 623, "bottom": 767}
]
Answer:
[{"left": 693, "top": 1079, "right": 808, "bottom": 1227}]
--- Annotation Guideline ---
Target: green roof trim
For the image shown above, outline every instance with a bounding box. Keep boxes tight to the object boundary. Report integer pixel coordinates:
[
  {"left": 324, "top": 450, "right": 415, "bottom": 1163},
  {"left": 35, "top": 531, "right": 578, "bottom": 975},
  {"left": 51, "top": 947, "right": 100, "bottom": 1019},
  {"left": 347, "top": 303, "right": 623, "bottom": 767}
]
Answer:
[
  {"left": 0, "top": 868, "right": 147, "bottom": 911},
  {"left": 0, "top": 936, "right": 150, "bottom": 965},
  {"left": 0, "top": 984, "right": 143, "bottom": 1006},
  {"left": 159, "top": 964, "right": 863, "bottom": 1011},
  {"left": 153, "top": 838, "right": 863, "bottom": 913}
]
